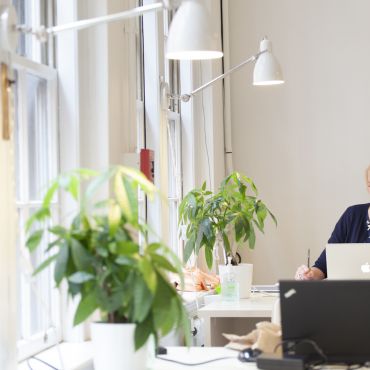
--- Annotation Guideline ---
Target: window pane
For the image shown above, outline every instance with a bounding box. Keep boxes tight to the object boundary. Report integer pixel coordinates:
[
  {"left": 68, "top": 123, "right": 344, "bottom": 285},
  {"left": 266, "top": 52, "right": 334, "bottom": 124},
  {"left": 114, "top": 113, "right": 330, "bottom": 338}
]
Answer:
[
  {"left": 26, "top": 75, "right": 49, "bottom": 201},
  {"left": 14, "top": 70, "right": 59, "bottom": 349},
  {"left": 12, "top": 0, "right": 50, "bottom": 64},
  {"left": 167, "top": 118, "right": 182, "bottom": 256}
]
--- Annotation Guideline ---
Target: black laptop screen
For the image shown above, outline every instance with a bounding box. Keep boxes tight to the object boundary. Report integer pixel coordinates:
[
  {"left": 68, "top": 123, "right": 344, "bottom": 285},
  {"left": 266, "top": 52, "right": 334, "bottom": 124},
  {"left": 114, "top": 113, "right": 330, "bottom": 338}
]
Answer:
[{"left": 280, "top": 280, "right": 370, "bottom": 363}]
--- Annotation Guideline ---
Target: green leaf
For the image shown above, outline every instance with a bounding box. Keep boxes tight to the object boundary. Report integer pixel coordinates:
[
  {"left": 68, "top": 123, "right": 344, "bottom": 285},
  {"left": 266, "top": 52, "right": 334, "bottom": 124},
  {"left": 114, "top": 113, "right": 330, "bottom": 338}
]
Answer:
[
  {"left": 134, "top": 314, "right": 154, "bottom": 350},
  {"left": 176, "top": 299, "right": 191, "bottom": 347},
  {"left": 146, "top": 243, "right": 161, "bottom": 253},
  {"left": 33, "top": 254, "right": 58, "bottom": 276},
  {"left": 122, "top": 176, "right": 139, "bottom": 221},
  {"left": 139, "top": 257, "right": 157, "bottom": 294},
  {"left": 221, "top": 232, "right": 231, "bottom": 254},
  {"left": 73, "top": 291, "right": 98, "bottom": 326},
  {"left": 268, "top": 209, "right": 278, "bottom": 226},
  {"left": 26, "top": 230, "right": 44, "bottom": 253},
  {"left": 75, "top": 168, "right": 99, "bottom": 179},
  {"left": 83, "top": 167, "right": 116, "bottom": 204},
  {"left": 195, "top": 226, "right": 204, "bottom": 253},
  {"left": 119, "top": 166, "right": 156, "bottom": 199},
  {"left": 68, "top": 271, "right": 95, "bottom": 284},
  {"left": 114, "top": 173, "right": 133, "bottom": 221},
  {"left": 96, "top": 246, "right": 109, "bottom": 257},
  {"left": 200, "top": 218, "right": 212, "bottom": 241},
  {"left": 108, "top": 202, "right": 121, "bottom": 236},
  {"left": 68, "top": 282, "right": 82, "bottom": 297},
  {"left": 234, "top": 217, "right": 244, "bottom": 242},
  {"left": 183, "top": 235, "right": 195, "bottom": 263},
  {"left": 243, "top": 219, "right": 251, "bottom": 242},
  {"left": 49, "top": 225, "right": 68, "bottom": 237},
  {"left": 115, "top": 255, "right": 137, "bottom": 266},
  {"left": 152, "top": 272, "right": 179, "bottom": 336},
  {"left": 95, "top": 286, "right": 125, "bottom": 313},
  {"left": 116, "top": 241, "right": 139, "bottom": 255},
  {"left": 42, "top": 181, "right": 59, "bottom": 208},
  {"left": 151, "top": 254, "right": 177, "bottom": 273},
  {"left": 248, "top": 225, "right": 256, "bottom": 249},
  {"left": 256, "top": 202, "right": 267, "bottom": 230},
  {"left": 26, "top": 208, "right": 50, "bottom": 232},
  {"left": 205, "top": 247, "right": 213, "bottom": 269},
  {"left": 69, "top": 174, "right": 80, "bottom": 200},
  {"left": 133, "top": 277, "right": 153, "bottom": 322},
  {"left": 54, "top": 242, "right": 69, "bottom": 286},
  {"left": 71, "top": 239, "right": 92, "bottom": 271}
]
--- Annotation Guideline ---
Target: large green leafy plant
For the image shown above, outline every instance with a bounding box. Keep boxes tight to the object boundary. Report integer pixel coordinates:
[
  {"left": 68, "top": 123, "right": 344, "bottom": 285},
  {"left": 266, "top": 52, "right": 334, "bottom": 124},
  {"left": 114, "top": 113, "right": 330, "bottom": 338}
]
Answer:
[
  {"left": 26, "top": 166, "right": 189, "bottom": 349},
  {"left": 179, "top": 171, "right": 277, "bottom": 269}
]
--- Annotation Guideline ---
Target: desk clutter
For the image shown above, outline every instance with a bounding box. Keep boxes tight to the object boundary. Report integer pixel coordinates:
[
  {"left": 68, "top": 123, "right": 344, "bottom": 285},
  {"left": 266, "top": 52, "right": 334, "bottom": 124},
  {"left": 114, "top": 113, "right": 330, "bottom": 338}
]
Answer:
[{"left": 223, "top": 321, "right": 282, "bottom": 355}]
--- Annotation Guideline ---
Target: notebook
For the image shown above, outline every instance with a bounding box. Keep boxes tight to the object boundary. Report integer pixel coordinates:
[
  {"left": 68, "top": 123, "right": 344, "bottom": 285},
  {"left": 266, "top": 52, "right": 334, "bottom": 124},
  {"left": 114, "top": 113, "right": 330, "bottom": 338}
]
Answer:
[
  {"left": 326, "top": 243, "right": 370, "bottom": 279},
  {"left": 280, "top": 280, "right": 370, "bottom": 363}
]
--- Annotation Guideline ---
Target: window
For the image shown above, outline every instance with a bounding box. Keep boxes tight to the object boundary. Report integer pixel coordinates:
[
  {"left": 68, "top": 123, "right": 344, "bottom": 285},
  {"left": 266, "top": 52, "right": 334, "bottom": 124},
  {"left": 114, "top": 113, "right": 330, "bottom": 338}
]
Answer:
[
  {"left": 167, "top": 112, "right": 183, "bottom": 258},
  {"left": 12, "top": 0, "right": 59, "bottom": 361},
  {"left": 164, "top": 9, "right": 183, "bottom": 256}
]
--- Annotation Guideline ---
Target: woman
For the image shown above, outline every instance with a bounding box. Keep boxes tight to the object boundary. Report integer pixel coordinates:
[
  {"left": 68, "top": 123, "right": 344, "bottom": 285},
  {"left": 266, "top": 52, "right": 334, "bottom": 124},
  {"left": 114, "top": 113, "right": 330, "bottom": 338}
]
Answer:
[{"left": 295, "top": 165, "right": 370, "bottom": 280}]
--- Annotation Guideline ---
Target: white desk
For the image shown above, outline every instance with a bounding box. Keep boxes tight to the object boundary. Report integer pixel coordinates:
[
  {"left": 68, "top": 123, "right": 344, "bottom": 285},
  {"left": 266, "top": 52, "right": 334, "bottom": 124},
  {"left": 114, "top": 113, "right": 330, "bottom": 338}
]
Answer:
[
  {"left": 197, "top": 293, "right": 278, "bottom": 346},
  {"left": 150, "top": 347, "right": 368, "bottom": 370}
]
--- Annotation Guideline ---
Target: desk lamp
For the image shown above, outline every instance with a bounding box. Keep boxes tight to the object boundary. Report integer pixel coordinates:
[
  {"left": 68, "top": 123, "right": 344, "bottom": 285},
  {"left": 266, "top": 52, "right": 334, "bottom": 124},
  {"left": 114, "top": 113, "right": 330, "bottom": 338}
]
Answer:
[
  {"left": 168, "top": 37, "right": 284, "bottom": 103},
  {"left": 0, "top": 0, "right": 223, "bottom": 140},
  {"left": 0, "top": 0, "right": 223, "bottom": 59}
]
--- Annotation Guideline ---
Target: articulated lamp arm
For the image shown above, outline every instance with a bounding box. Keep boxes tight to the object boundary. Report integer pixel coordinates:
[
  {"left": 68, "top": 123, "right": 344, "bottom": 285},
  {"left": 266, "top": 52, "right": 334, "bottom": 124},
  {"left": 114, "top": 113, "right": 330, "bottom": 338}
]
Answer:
[
  {"left": 173, "top": 52, "right": 263, "bottom": 103},
  {"left": 15, "top": 3, "right": 164, "bottom": 42},
  {"left": 169, "top": 37, "right": 284, "bottom": 103}
]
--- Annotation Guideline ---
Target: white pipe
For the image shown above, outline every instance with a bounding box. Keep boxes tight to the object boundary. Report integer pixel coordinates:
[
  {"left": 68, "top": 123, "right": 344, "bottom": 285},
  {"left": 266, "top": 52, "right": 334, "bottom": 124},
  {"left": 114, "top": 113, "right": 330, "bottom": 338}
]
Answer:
[{"left": 222, "top": 0, "right": 233, "bottom": 174}]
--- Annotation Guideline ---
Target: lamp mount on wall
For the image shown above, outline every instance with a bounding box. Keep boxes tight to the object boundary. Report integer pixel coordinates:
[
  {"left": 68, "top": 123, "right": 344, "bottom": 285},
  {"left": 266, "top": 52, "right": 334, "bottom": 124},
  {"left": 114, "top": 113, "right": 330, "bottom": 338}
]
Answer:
[
  {"left": 167, "top": 37, "right": 284, "bottom": 104},
  {"left": 0, "top": 0, "right": 223, "bottom": 60}
]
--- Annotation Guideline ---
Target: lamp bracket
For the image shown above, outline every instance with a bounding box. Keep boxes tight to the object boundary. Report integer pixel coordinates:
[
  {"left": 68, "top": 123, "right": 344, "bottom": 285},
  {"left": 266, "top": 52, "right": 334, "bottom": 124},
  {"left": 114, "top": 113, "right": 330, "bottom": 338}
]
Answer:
[
  {"left": 168, "top": 93, "right": 191, "bottom": 103},
  {"left": 167, "top": 51, "right": 266, "bottom": 103},
  {"left": 162, "top": 0, "right": 183, "bottom": 10}
]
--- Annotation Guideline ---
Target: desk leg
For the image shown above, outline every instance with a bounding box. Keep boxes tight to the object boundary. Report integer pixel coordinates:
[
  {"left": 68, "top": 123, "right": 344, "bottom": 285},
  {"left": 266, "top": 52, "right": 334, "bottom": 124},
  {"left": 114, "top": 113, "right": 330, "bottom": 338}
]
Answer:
[{"left": 203, "top": 316, "right": 211, "bottom": 346}]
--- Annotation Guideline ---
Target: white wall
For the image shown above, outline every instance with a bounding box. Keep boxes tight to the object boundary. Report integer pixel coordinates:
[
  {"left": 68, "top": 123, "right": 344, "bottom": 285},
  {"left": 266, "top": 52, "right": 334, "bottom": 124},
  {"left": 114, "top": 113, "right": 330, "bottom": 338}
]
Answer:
[{"left": 225, "top": 0, "right": 370, "bottom": 283}]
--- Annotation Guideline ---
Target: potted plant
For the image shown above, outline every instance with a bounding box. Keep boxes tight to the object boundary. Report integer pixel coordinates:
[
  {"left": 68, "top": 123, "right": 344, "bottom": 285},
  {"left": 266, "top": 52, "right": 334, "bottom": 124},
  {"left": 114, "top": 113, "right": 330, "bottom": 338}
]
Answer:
[
  {"left": 179, "top": 171, "right": 276, "bottom": 298},
  {"left": 25, "top": 166, "right": 190, "bottom": 370}
]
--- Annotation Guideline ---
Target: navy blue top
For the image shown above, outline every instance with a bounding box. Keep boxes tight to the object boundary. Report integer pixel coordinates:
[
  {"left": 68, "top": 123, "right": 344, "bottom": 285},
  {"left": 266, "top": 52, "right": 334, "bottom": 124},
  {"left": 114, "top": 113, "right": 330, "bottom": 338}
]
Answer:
[{"left": 313, "top": 203, "right": 370, "bottom": 277}]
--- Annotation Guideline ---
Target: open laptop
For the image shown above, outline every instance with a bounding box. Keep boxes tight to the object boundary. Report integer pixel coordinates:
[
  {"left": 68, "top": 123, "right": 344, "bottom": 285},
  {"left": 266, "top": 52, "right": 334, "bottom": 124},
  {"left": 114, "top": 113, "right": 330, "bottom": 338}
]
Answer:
[
  {"left": 326, "top": 243, "right": 370, "bottom": 279},
  {"left": 280, "top": 280, "right": 370, "bottom": 363}
]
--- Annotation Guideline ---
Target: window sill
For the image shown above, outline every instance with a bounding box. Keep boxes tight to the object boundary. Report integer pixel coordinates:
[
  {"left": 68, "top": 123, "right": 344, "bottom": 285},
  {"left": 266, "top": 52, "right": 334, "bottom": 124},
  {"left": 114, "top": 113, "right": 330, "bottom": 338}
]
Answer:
[
  {"left": 18, "top": 342, "right": 93, "bottom": 370},
  {"left": 18, "top": 294, "right": 212, "bottom": 369},
  {"left": 180, "top": 290, "right": 213, "bottom": 312}
]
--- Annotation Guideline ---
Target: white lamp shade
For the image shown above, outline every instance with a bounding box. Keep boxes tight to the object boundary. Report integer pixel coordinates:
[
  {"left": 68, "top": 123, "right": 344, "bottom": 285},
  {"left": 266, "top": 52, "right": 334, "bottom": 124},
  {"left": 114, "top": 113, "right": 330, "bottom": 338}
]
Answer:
[
  {"left": 166, "top": 0, "right": 223, "bottom": 60},
  {"left": 253, "top": 38, "right": 284, "bottom": 85}
]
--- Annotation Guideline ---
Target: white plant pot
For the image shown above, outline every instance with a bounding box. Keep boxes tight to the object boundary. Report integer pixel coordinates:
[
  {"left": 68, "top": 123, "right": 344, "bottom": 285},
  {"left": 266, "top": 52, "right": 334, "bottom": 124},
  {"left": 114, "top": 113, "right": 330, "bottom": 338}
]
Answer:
[
  {"left": 91, "top": 322, "right": 148, "bottom": 370},
  {"left": 219, "top": 263, "right": 253, "bottom": 299}
]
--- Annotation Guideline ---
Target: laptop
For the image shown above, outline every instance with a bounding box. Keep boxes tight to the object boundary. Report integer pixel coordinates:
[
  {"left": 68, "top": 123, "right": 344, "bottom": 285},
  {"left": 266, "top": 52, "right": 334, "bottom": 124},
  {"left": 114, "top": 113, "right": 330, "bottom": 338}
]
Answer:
[
  {"left": 326, "top": 243, "right": 370, "bottom": 279},
  {"left": 280, "top": 280, "right": 370, "bottom": 363}
]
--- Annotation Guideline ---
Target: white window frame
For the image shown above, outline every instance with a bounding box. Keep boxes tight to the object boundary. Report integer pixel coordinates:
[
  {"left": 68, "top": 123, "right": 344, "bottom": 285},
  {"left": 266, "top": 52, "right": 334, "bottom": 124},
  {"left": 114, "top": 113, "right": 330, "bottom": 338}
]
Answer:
[
  {"left": 12, "top": 54, "right": 61, "bottom": 361},
  {"left": 166, "top": 111, "right": 183, "bottom": 258}
]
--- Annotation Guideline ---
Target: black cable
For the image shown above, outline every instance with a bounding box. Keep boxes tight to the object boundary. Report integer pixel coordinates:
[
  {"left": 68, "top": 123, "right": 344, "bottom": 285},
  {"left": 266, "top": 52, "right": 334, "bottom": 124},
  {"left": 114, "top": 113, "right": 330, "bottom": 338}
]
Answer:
[
  {"left": 156, "top": 355, "right": 236, "bottom": 366},
  {"left": 274, "top": 339, "right": 328, "bottom": 363},
  {"left": 26, "top": 360, "right": 34, "bottom": 370},
  {"left": 28, "top": 356, "right": 60, "bottom": 370}
]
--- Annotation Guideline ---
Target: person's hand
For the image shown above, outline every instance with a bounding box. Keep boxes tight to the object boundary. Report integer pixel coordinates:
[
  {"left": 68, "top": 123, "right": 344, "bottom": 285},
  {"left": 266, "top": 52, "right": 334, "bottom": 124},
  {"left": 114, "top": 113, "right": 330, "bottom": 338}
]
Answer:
[{"left": 295, "top": 265, "right": 314, "bottom": 280}]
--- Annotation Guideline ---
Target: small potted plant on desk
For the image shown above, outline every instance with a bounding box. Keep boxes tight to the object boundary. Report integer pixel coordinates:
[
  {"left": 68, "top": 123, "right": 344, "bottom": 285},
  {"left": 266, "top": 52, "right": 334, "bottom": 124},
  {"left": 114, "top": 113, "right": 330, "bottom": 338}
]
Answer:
[
  {"left": 179, "top": 171, "right": 276, "bottom": 298},
  {"left": 25, "top": 166, "right": 190, "bottom": 370}
]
